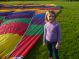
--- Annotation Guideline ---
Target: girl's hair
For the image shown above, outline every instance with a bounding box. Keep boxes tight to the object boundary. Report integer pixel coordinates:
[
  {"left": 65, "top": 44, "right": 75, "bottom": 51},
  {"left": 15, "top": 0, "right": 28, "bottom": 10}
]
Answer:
[{"left": 45, "top": 10, "right": 56, "bottom": 21}]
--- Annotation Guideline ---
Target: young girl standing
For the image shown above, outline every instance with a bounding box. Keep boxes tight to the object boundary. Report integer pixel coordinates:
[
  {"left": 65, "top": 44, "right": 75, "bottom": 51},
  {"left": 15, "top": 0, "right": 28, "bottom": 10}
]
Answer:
[{"left": 43, "top": 10, "right": 61, "bottom": 59}]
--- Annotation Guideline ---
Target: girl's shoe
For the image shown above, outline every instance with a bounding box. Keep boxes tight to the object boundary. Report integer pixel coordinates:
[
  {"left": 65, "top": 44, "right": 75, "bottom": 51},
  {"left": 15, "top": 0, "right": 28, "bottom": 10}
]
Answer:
[{"left": 49, "top": 57, "right": 52, "bottom": 59}]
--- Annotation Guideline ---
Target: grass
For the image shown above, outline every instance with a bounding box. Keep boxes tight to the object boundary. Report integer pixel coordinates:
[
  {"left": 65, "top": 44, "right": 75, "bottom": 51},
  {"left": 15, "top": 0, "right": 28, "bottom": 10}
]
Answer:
[{"left": 0, "top": 1, "right": 79, "bottom": 59}]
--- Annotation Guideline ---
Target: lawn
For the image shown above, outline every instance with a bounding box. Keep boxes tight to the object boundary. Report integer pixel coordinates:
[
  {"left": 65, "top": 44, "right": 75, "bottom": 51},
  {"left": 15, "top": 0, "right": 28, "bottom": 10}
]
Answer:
[{"left": 0, "top": 1, "right": 79, "bottom": 59}]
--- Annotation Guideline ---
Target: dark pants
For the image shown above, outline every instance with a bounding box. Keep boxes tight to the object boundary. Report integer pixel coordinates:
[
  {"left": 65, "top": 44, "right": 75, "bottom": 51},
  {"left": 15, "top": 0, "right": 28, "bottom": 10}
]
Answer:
[{"left": 46, "top": 40, "right": 59, "bottom": 59}]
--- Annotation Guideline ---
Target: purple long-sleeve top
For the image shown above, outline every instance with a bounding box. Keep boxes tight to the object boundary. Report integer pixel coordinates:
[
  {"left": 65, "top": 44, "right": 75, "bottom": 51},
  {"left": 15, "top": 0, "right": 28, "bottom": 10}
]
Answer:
[{"left": 43, "top": 21, "right": 61, "bottom": 44}]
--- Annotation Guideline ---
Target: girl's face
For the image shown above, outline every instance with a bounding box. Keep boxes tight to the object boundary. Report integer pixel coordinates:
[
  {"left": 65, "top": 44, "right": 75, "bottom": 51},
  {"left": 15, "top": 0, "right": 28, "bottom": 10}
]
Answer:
[{"left": 47, "top": 13, "right": 55, "bottom": 23}]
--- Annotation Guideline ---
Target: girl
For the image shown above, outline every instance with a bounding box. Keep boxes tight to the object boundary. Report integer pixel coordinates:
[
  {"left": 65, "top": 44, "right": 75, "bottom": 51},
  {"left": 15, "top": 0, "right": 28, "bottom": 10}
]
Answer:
[{"left": 43, "top": 10, "right": 61, "bottom": 59}]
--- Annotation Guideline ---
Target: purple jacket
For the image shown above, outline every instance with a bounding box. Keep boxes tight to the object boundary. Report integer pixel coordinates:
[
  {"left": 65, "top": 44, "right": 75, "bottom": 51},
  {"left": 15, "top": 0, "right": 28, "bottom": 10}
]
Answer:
[{"left": 43, "top": 21, "right": 61, "bottom": 44}]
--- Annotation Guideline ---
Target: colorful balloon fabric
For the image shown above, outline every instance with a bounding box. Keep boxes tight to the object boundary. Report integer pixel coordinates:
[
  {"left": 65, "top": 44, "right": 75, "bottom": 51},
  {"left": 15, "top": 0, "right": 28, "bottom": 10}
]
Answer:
[{"left": 0, "top": 4, "right": 62, "bottom": 59}]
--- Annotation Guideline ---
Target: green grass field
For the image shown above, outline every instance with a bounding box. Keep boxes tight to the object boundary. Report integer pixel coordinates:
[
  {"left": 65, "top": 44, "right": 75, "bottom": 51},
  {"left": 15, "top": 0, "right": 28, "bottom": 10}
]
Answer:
[{"left": 0, "top": 1, "right": 79, "bottom": 59}]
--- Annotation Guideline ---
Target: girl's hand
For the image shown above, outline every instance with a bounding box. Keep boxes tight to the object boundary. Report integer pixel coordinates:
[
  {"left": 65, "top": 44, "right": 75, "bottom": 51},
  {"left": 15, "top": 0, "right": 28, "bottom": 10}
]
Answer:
[
  {"left": 43, "top": 43, "right": 46, "bottom": 46},
  {"left": 55, "top": 42, "right": 60, "bottom": 49}
]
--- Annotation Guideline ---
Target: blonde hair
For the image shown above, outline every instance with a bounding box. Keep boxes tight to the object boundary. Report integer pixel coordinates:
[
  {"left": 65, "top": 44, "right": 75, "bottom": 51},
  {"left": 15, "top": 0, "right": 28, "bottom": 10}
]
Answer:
[{"left": 45, "top": 10, "right": 56, "bottom": 22}]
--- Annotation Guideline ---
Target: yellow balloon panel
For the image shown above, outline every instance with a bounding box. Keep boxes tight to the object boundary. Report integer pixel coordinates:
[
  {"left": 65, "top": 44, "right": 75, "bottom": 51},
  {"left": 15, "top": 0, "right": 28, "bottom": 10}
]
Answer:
[{"left": 0, "top": 33, "right": 21, "bottom": 58}]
